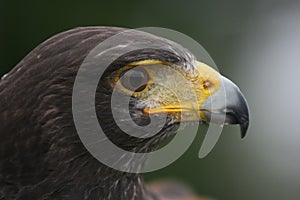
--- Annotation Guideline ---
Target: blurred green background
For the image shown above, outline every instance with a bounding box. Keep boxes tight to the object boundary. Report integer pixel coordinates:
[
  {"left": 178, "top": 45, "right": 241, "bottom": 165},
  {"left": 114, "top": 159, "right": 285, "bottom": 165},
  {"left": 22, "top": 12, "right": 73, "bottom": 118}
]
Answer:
[{"left": 1, "top": 0, "right": 300, "bottom": 199}]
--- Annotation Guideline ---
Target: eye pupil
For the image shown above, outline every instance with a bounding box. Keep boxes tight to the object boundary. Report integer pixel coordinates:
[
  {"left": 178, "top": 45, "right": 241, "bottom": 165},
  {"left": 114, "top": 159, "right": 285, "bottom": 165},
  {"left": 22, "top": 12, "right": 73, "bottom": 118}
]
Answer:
[
  {"left": 120, "top": 68, "right": 149, "bottom": 92},
  {"left": 130, "top": 71, "right": 145, "bottom": 88}
]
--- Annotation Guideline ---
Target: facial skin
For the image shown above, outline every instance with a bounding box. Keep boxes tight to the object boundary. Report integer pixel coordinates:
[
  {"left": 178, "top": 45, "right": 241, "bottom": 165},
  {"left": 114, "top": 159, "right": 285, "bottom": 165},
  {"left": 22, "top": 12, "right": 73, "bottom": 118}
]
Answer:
[{"left": 111, "top": 59, "right": 249, "bottom": 138}]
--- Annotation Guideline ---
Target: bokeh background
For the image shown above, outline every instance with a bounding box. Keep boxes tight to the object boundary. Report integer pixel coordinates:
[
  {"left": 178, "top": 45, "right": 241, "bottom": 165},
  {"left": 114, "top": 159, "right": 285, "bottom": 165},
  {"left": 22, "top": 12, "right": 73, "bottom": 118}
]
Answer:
[{"left": 1, "top": 0, "right": 300, "bottom": 199}]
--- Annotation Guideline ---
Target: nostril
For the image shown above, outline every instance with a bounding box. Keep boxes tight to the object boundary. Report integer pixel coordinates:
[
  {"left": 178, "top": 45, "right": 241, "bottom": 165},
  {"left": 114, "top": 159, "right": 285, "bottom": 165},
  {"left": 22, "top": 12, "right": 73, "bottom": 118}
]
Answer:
[{"left": 203, "top": 80, "right": 214, "bottom": 90}]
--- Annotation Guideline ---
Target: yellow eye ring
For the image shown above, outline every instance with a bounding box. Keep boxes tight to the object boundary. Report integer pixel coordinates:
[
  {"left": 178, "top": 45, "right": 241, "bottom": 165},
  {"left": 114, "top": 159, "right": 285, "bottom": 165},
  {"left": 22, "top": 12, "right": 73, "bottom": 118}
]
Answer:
[{"left": 112, "top": 59, "right": 170, "bottom": 96}]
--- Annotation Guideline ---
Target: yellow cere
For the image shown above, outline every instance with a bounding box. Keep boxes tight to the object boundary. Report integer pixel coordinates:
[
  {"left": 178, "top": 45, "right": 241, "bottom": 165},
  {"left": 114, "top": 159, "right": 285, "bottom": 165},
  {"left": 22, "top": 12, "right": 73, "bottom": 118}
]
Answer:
[
  {"left": 194, "top": 61, "right": 221, "bottom": 120},
  {"left": 195, "top": 61, "right": 221, "bottom": 104}
]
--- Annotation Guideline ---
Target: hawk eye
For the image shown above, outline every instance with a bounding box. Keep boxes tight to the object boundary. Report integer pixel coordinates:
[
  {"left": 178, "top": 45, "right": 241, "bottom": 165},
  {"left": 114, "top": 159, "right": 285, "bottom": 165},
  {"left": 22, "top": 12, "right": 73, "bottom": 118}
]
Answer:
[{"left": 120, "top": 67, "right": 150, "bottom": 92}]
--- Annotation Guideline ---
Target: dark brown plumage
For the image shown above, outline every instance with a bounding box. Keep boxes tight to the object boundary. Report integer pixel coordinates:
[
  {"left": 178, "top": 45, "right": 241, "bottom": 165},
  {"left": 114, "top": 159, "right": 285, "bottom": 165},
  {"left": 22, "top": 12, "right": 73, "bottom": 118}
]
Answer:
[
  {"left": 0, "top": 27, "right": 197, "bottom": 200},
  {"left": 1, "top": 27, "right": 142, "bottom": 200}
]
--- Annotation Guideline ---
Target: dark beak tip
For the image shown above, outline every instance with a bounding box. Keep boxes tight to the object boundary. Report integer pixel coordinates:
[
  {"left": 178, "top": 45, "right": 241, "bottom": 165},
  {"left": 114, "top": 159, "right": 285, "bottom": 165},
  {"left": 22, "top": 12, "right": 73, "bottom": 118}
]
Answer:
[
  {"left": 240, "top": 121, "right": 249, "bottom": 139},
  {"left": 237, "top": 91, "right": 250, "bottom": 139}
]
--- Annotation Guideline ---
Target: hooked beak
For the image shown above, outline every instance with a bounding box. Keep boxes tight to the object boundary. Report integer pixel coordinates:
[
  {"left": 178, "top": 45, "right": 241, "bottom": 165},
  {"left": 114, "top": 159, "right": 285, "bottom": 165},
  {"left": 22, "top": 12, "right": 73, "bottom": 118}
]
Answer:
[
  {"left": 142, "top": 61, "right": 250, "bottom": 138},
  {"left": 201, "top": 76, "right": 250, "bottom": 138}
]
